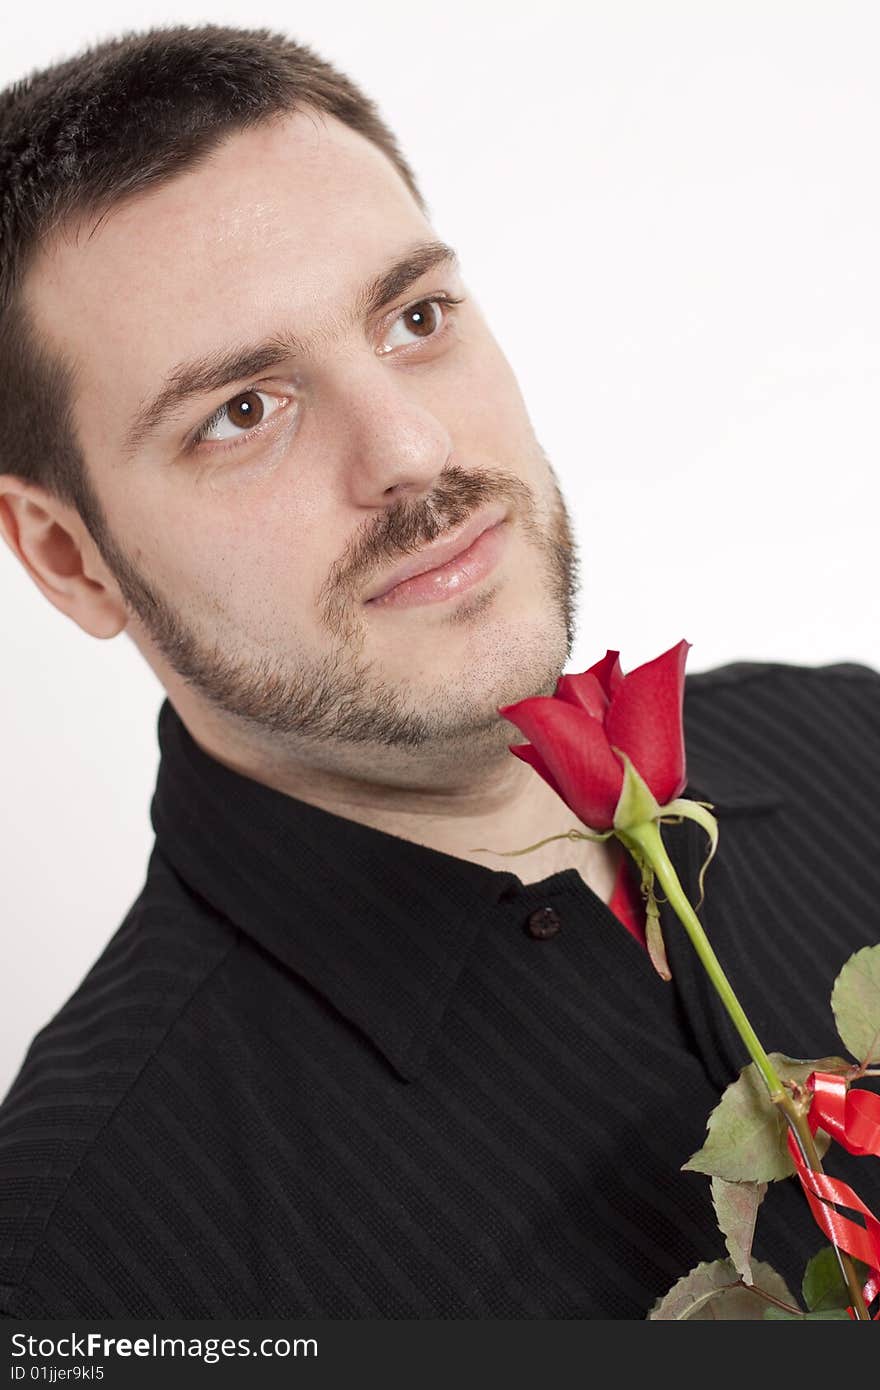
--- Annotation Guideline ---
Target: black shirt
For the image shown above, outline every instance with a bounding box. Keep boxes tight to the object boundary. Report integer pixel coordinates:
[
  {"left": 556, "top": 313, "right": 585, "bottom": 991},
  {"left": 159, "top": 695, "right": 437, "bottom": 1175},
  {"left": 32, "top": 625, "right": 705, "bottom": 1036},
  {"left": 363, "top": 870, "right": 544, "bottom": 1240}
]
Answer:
[{"left": 2, "top": 661, "right": 879, "bottom": 1318}]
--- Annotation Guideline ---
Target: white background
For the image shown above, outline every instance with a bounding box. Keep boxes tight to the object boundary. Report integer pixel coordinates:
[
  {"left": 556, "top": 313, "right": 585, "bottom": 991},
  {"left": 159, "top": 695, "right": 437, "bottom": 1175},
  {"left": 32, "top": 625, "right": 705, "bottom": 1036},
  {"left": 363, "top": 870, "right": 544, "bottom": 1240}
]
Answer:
[{"left": 2, "top": 0, "right": 878, "bottom": 1096}]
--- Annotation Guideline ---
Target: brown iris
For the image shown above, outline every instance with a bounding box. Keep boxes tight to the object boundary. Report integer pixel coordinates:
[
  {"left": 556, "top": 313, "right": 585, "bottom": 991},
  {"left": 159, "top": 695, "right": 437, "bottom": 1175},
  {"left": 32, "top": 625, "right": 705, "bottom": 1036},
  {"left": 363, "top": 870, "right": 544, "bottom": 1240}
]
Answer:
[
  {"left": 404, "top": 301, "right": 440, "bottom": 338},
  {"left": 227, "top": 392, "right": 264, "bottom": 430}
]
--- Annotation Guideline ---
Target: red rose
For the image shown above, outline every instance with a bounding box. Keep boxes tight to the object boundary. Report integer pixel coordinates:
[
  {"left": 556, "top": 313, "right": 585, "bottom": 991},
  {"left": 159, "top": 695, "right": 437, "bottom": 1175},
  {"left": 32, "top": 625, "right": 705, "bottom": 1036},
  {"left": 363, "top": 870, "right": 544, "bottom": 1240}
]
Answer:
[{"left": 497, "top": 639, "right": 690, "bottom": 832}]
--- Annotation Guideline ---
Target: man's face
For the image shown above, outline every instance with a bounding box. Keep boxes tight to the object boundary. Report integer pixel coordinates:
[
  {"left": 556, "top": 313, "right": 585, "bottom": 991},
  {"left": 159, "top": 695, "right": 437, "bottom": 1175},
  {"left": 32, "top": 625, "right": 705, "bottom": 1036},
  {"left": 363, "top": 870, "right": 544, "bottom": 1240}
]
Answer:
[{"left": 24, "top": 110, "right": 580, "bottom": 778}]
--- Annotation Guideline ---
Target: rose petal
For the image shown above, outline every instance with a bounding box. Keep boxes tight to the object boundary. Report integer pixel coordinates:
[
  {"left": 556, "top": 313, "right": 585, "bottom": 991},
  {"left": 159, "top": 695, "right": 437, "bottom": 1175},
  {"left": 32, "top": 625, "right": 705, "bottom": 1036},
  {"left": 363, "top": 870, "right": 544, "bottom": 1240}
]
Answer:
[
  {"left": 554, "top": 670, "right": 609, "bottom": 720},
  {"left": 605, "top": 639, "right": 690, "bottom": 804},
  {"left": 587, "top": 649, "right": 624, "bottom": 700},
  {"left": 499, "top": 696, "right": 623, "bottom": 829},
  {"left": 508, "top": 742, "right": 566, "bottom": 801}
]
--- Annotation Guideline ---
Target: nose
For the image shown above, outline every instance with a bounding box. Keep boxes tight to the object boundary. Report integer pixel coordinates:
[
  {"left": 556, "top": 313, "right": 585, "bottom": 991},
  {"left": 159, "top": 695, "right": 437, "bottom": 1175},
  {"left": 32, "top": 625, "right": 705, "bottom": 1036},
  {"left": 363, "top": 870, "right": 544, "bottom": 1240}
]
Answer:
[{"left": 334, "top": 361, "right": 455, "bottom": 508}]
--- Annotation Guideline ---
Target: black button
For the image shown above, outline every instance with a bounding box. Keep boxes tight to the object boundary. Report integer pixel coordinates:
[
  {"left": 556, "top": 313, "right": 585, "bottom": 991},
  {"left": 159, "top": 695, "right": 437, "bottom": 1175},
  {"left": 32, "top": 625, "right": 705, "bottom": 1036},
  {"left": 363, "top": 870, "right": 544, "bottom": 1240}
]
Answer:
[{"left": 525, "top": 906, "right": 561, "bottom": 939}]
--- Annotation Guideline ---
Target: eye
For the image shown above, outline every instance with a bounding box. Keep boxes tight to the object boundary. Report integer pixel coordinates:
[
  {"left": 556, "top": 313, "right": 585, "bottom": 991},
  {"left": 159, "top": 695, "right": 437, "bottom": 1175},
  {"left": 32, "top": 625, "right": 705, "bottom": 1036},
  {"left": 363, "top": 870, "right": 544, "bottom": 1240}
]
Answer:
[
  {"left": 379, "top": 294, "right": 466, "bottom": 354},
  {"left": 192, "top": 389, "right": 288, "bottom": 445}
]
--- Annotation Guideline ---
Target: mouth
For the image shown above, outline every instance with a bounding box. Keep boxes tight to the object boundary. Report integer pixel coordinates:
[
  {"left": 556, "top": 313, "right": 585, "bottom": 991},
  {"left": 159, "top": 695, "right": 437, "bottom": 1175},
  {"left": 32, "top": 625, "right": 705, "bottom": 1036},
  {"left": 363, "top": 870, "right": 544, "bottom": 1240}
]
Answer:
[{"left": 363, "top": 503, "right": 510, "bottom": 607}]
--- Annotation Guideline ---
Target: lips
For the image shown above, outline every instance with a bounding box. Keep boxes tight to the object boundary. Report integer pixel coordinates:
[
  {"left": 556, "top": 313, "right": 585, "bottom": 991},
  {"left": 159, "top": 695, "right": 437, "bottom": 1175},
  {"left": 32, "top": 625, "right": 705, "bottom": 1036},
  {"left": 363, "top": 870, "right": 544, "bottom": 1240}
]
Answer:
[{"left": 363, "top": 503, "right": 509, "bottom": 603}]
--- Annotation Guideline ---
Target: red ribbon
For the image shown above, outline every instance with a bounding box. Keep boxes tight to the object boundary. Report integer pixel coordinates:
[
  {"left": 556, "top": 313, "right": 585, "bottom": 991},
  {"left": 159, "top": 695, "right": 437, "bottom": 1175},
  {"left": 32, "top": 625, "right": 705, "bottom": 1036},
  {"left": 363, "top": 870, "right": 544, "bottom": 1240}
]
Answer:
[
  {"left": 784, "top": 1071, "right": 880, "bottom": 1318},
  {"left": 810, "top": 1071, "right": 880, "bottom": 1158}
]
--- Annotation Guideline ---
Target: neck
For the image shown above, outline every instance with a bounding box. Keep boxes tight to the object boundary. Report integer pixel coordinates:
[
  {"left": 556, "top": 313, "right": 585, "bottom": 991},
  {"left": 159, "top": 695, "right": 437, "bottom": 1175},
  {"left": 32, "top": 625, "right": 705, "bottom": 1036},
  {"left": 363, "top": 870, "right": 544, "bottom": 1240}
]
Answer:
[
  {"left": 179, "top": 699, "right": 621, "bottom": 906},
  {"left": 306, "top": 756, "right": 621, "bottom": 901}
]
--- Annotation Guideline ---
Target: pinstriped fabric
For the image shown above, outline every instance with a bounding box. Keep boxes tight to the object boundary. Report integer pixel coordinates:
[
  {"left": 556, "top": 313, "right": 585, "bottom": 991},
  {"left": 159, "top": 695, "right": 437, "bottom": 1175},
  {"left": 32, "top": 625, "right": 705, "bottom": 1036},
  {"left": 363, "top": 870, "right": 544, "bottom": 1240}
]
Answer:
[
  {"left": 0, "top": 886, "right": 236, "bottom": 1310},
  {"left": 1, "top": 663, "right": 879, "bottom": 1317}
]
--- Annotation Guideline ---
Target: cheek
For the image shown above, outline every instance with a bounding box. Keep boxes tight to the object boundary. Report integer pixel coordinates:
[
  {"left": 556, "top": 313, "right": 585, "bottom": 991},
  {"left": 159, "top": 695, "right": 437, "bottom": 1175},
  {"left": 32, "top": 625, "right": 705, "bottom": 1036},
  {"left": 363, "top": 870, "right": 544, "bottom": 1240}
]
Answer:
[
  {"left": 451, "top": 333, "right": 535, "bottom": 447},
  {"left": 210, "top": 498, "right": 342, "bottom": 629},
  {"left": 92, "top": 441, "right": 340, "bottom": 632}
]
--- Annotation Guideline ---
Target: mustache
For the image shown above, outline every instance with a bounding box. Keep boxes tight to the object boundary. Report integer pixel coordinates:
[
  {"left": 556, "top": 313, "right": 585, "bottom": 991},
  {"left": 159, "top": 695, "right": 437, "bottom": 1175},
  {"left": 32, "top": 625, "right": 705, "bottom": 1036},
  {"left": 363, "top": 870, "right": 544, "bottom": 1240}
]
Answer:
[{"left": 350, "top": 466, "right": 529, "bottom": 584}]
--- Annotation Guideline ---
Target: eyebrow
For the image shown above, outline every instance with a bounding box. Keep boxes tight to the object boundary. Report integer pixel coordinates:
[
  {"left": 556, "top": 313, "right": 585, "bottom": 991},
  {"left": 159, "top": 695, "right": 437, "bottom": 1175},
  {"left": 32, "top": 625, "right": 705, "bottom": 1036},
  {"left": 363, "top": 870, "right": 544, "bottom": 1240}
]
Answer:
[{"left": 121, "top": 239, "right": 460, "bottom": 459}]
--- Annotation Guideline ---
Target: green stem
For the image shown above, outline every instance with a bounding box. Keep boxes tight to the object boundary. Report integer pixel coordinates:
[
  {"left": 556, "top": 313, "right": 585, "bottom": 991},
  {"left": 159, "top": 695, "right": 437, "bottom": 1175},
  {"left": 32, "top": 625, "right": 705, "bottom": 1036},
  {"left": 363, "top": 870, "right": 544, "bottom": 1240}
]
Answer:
[
  {"left": 620, "top": 820, "right": 783, "bottom": 1097},
  {"left": 619, "top": 818, "right": 871, "bottom": 1321}
]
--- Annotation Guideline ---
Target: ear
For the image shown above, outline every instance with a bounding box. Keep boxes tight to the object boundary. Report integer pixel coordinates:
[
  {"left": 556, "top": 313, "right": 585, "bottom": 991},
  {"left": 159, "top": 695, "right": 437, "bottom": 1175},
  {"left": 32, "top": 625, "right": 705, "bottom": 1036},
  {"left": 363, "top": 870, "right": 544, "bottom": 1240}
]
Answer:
[{"left": 0, "top": 474, "right": 127, "bottom": 639}]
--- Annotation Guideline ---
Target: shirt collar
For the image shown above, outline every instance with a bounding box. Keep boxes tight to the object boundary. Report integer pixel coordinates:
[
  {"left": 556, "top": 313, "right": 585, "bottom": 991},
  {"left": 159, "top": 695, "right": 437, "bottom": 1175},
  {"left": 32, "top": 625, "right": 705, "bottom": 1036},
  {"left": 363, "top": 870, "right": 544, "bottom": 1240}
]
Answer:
[
  {"left": 150, "top": 698, "right": 522, "bottom": 1083},
  {"left": 149, "top": 687, "right": 782, "bottom": 1083}
]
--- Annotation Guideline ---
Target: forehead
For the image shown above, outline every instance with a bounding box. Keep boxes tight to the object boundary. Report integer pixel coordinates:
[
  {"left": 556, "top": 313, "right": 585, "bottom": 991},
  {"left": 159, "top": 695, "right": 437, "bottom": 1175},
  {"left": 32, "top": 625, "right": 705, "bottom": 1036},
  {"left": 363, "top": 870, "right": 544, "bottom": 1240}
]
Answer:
[{"left": 23, "top": 110, "right": 429, "bottom": 449}]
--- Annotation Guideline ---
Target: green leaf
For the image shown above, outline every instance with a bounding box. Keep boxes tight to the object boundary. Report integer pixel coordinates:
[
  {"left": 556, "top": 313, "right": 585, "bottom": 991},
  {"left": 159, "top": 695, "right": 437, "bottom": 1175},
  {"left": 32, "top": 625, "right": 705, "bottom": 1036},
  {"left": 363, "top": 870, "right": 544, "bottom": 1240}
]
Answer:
[
  {"left": 710, "top": 1177, "right": 767, "bottom": 1284},
  {"left": 683, "top": 1054, "right": 848, "bottom": 1182},
  {"left": 649, "top": 1258, "right": 797, "bottom": 1320},
  {"left": 802, "top": 1244, "right": 873, "bottom": 1312},
  {"left": 831, "top": 943, "right": 880, "bottom": 1066}
]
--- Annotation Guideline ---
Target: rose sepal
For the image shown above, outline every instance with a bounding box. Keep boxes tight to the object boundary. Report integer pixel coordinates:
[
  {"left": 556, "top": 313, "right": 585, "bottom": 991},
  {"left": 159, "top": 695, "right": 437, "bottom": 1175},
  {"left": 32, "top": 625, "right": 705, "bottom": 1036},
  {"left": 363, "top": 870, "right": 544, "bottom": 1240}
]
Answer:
[{"left": 653, "top": 796, "right": 719, "bottom": 911}]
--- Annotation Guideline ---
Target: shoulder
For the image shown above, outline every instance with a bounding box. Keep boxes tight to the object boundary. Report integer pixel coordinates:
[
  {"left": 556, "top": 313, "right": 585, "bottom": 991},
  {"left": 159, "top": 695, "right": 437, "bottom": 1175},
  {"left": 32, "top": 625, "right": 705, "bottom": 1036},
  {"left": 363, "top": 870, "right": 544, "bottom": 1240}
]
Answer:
[
  {"left": 684, "top": 658, "right": 879, "bottom": 753},
  {"left": 0, "top": 846, "right": 237, "bottom": 1315},
  {"left": 679, "top": 658, "right": 880, "bottom": 811},
  {"left": 685, "top": 656, "right": 880, "bottom": 696}
]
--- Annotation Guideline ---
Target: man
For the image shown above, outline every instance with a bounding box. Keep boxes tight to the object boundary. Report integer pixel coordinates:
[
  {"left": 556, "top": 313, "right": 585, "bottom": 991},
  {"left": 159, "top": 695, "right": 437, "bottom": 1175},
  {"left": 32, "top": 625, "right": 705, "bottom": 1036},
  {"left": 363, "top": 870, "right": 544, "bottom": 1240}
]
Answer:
[{"left": 0, "top": 25, "right": 877, "bottom": 1319}]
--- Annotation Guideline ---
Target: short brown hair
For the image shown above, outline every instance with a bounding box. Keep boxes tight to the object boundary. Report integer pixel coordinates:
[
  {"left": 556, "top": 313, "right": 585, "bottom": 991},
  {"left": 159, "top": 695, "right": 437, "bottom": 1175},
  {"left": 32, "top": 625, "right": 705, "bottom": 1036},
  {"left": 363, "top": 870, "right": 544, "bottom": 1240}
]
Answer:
[{"left": 0, "top": 24, "right": 427, "bottom": 550}]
